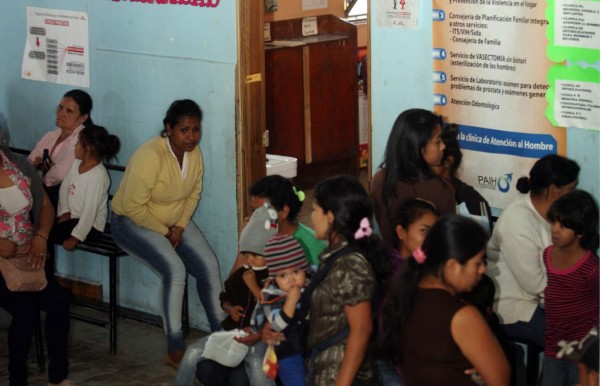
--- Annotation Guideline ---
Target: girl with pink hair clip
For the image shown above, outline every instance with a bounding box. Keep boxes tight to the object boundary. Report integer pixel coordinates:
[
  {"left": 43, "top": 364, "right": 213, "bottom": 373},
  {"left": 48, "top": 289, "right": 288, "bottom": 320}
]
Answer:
[
  {"left": 377, "top": 215, "right": 510, "bottom": 386},
  {"left": 303, "top": 174, "right": 390, "bottom": 386}
]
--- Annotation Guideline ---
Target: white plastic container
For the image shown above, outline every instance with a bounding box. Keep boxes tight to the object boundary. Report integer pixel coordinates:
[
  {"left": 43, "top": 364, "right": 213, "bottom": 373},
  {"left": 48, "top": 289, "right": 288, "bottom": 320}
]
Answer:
[{"left": 266, "top": 154, "right": 298, "bottom": 179}]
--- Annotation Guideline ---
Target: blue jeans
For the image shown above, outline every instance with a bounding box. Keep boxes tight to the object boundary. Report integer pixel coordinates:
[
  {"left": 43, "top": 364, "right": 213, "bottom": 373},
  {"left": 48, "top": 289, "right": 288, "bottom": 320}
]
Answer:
[
  {"left": 172, "top": 335, "right": 209, "bottom": 386},
  {"left": 501, "top": 305, "right": 545, "bottom": 348},
  {"left": 110, "top": 213, "right": 225, "bottom": 350},
  {"left": 541, "top": 356, "right": 578, "bottom": 386},
  {"left": 279, "top": 354, "right": 306, "bottom": 386},
  {"left": 245, "top": 341, "right": 276, "bottom": 386},
  {"left": 376, "top": 359, "right": 403, "bottom": 386}
]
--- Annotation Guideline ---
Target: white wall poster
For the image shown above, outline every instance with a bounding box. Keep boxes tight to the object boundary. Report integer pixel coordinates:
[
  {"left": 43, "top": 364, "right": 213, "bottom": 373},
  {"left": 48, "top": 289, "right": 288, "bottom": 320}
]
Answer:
[
  {"left": 376, "top": 0, "right": 420, "bottom": 29},
  {"left": 21, "top": 7, "right": 89, "bottom": 87}
]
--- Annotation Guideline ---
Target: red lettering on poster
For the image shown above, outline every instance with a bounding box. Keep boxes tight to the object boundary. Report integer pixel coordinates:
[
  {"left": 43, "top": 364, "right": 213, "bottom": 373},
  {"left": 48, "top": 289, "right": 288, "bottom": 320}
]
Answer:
[
  {"left": 67, "top": 46, "right": 85, "bottom": 54},
  {"left": 45, "top": 19, "right": 69, "bottom": 26},
  {"left": 111, "top": 0, "right": 220, "bottom": 7}
]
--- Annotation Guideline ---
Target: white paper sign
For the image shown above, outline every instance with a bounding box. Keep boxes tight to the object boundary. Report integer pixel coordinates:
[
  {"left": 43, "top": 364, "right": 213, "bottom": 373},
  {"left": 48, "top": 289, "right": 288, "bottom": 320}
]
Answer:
[
  {"left": 555, "top": 80, "right": 600, "bottom": 130},
  {"left": 555, "top": 0, "right": 600, "bottom": 51},
  {"left": 264, "top": 23, "right": 271, "bottom": 42},
  {"left": 302, "top": 17, "right": 318, "bottom": 37},
  {"left": 21, "top": 7, "right": 90, "bottom": 87},
  {"left": 376, "top": 0, "right": 420, "bottom": 29}
]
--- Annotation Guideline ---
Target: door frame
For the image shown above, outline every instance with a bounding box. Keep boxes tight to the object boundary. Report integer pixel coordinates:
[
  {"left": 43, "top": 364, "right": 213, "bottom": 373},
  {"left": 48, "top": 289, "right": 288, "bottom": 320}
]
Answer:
[
  {"left": 236, "top": 1, "right": 374, "bottom": 227},
  {"left": 236, "top": 0, "right": 266, "bottom": 227}
]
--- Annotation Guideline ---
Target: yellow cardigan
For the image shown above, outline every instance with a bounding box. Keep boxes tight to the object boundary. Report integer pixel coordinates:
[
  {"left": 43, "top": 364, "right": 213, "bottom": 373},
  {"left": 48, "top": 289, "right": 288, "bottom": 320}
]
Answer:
[{"left": 112, "top": 136, "right": 203, "bottom": 236}]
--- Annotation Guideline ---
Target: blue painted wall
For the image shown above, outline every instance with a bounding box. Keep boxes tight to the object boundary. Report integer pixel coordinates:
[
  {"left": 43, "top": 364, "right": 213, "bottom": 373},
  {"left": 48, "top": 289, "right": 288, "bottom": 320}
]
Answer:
[
  {"left": 370, "top": 0, "right": 599, "bottom": 204},
  {"left": 0, "top": 1, "right": 238, "bottom": 331}
]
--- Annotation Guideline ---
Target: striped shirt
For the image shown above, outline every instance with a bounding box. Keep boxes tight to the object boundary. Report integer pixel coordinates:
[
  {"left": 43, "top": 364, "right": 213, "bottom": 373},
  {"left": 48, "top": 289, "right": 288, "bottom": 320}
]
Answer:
[{"left": 543, "top": 246, "right": 599, "bottom": 358}]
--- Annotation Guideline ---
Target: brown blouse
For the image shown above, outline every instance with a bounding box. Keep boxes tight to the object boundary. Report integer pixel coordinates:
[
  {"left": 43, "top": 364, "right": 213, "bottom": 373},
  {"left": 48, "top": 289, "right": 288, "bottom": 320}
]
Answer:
[
  {"left": 401, "top": 288, "right": 474, "bottom": 386},
  {"left": 371, "top": 168, "right": 456, "bottom": 244}
]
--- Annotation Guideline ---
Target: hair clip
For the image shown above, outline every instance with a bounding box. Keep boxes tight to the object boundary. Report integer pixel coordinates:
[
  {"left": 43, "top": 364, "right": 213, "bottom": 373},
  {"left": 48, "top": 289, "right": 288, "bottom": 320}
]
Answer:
[
  {"left": 354, "top": 217, "right": 373, "bottom": 240},
  {"left": 292, "top": 186, "right": 305, "bottom": 202},
  {"left": 415, "top": 197, "right": 438, "bottom": 210},
  {"left": 413, "top": 247, "right": 427, "bottom": 264}
]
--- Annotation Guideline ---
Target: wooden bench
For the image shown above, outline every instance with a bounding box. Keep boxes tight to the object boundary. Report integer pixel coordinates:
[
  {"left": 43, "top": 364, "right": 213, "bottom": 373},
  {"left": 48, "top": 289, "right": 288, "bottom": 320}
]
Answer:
[{"left": 8, "top": 147, "right": 189, "bottom": 355}]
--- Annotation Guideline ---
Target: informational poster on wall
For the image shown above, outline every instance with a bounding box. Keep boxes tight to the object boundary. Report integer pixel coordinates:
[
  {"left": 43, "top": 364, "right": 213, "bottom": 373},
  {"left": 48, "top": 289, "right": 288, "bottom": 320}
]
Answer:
[
  {"left": 376, "top": 0, "right": 420, "bottom": 28},
  {"left": 545, "top": 0, "right": 599, "bottom": 131},
  {"left": 21, "top": 7, "right": 89, "bottom": 87},
  {"left": 432, "top": 0, "right": 566, "bottom": 209}
]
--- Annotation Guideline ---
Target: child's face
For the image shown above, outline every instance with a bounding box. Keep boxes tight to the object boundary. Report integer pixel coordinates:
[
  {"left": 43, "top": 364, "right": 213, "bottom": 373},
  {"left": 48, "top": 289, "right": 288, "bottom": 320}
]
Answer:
[
  {"left": 396, "top": 212, "right": 438, "bottom": 258},
  {"left": 274, "top": 268, "right": 307, "bottom": 292},
  {"left": 74, "top": 135, "right": 85, "bottom": 160},
  {"left": 550, "top": 221, "right": 580, "bottom": 249},
  {"left": 246, "top": 253, "right": 267, "bottom": 268}
]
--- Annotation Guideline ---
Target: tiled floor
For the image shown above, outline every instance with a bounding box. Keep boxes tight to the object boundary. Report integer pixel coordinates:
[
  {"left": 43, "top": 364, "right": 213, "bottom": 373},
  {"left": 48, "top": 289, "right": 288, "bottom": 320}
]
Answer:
[{"left": 0, "top": 306, "right": 208, "bottom": 386}]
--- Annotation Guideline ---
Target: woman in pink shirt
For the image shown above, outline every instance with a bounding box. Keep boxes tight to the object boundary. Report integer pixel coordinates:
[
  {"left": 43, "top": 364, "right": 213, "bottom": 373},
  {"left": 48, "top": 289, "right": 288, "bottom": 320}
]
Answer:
[{"left": 28, "top": 89, "right": 93, "bottom": 208}]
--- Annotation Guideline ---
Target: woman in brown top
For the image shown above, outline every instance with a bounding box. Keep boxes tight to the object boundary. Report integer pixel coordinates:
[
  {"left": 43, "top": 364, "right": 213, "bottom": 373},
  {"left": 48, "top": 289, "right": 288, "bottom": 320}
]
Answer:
[
  {"left": 371, "top": 109, "right": 455, "bottom": 244},
  {"left": 377, "top": 215, "right": 509, "bottom": 386}
]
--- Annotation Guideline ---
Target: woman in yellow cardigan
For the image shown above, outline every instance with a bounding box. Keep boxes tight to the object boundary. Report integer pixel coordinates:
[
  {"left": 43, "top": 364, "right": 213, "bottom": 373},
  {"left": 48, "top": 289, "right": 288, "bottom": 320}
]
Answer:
[{"left": 110, "top": 99, "right": 224, "bottom": 368}]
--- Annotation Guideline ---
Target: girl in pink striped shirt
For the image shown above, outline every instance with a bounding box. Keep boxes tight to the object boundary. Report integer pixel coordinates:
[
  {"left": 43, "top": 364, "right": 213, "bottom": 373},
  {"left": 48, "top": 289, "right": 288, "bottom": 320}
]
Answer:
[{"left": 542, "top": 189, "right": 599, "bottom": 386}]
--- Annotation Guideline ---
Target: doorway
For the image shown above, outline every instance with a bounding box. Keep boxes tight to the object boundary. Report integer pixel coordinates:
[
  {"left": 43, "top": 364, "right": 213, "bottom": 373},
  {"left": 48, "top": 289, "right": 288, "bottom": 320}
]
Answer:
[{"left": 236, "top": 0, "right": 371, "bottom": 224}]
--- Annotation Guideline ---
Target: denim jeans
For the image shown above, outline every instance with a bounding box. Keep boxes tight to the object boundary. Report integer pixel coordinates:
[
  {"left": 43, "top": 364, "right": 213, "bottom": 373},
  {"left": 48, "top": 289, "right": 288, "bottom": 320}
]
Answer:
[
  {"left": 502, "top": 306, "right": 545, "bottom": 384},
  {"left": 376, "top": 359, "right": 403, "bottom": 386},
  {"left": 541, "top": 356, "right": 578, "bottom": 386},
  {"left": 501, "top": 305, "right": 545, "bottom": 348},
  {"left": 279, "top": 354, "right": 306, "bottom": 386},
  {"left": 245, "top": 341, "right": 276, "bottom": 386},
  {"left": 172, "top": 335, "right": 209, "bottom": 386},
  {"left": 110, "top": 213, "right": 225, "bottom": 350}
]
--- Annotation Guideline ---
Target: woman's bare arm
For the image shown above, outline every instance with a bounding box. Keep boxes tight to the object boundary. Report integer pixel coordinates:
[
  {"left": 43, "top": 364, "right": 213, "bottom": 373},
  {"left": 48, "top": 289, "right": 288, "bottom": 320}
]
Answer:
[
  {"left": 452, "top": 305, "right": 510, "bottom": 386},
  {"left": 335, "top": 301, "right": 373, "bottom": 386}
]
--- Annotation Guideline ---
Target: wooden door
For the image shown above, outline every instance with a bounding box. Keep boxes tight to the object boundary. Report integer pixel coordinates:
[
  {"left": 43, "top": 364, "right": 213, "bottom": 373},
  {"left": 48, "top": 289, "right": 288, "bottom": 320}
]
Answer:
[
  {"left": 237, "top": 0, "right": 266, "bottom": 223},
  {"left": 309, "top": 38, "right": 358, "bottom": 163},
  {"left": 265, "top": 46, "right": 305, "bottom": 164}
]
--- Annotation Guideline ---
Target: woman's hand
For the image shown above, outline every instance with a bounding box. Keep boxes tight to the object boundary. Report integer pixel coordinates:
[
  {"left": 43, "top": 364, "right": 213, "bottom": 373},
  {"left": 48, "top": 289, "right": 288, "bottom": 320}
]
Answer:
[
  {"left": 25, "top": 234, "right": 48, "bottom": 269},
  {"left": 167, "top": 226, "right": 184, "bottom": 248},
  {"left": 229, "top": 305, "right": 245, "bottom": 322},
  {"left": 223, "top": 301, "right": 245, "bottom": 322},
  {"left": 234, "top": 327, "right": 262, "bottom": 346},
  {"left": 31, "top": 156, "right": 42, "bottom": 167},
  {"left": 261, "top": 322, "right": 285, "bottom": 345},
  {"left": 465, "top": 368, "right": 485, "bottom": 386},
  {"left": 0, "top": 239, "right": 18, "bottom": 258}
]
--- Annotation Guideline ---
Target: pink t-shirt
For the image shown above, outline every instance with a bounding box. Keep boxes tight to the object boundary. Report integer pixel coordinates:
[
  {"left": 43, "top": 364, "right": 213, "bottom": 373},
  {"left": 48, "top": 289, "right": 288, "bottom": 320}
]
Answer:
[
  {"left": 28, "top": 125, "right": 83, "bottom": 187},
  {"left": 543, "top": 246, "right": 599, "bottom": 358}
]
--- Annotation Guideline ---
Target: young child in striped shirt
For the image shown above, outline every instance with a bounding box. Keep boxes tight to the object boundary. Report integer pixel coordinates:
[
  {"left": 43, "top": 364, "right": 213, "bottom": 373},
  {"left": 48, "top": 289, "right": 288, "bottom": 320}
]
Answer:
[
  {"left": 253, "top": 233, "right": 309, "bottom": 386},
  {"left": 542, "top": 189, "right": 599, "bottom": 386}
]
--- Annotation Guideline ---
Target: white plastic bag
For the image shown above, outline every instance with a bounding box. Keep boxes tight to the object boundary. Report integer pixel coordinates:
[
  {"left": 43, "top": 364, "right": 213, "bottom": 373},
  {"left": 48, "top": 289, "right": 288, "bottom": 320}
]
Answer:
[{"left": 202, "top": 329, "right": 249, "bottom": 367}]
